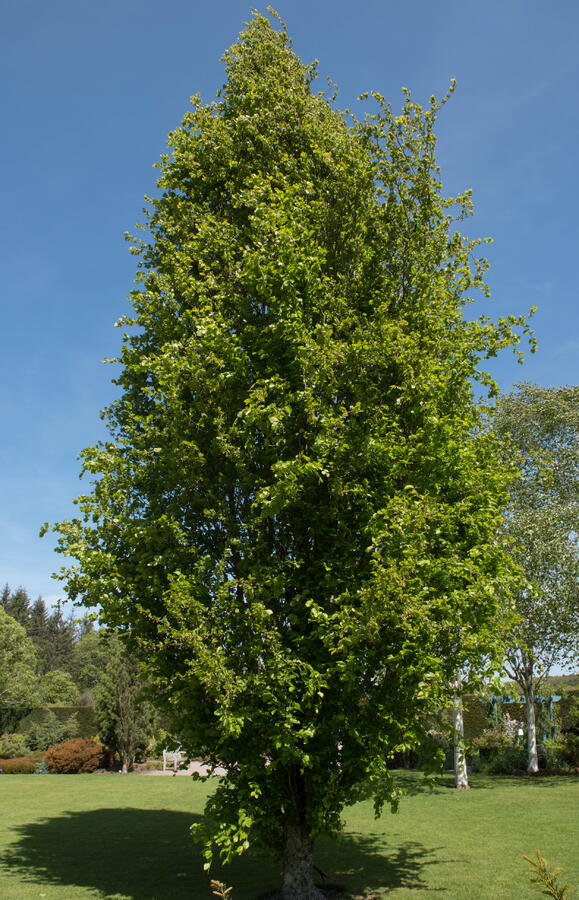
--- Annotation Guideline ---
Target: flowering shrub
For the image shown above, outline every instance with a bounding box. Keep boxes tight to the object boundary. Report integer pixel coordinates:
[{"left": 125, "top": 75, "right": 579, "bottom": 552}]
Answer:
[
  {"left": 45, "top": 738, "right": 105, "bottom": 774},
  {"left": 474, "top": 713, "right": 524, "bottom": 753}
]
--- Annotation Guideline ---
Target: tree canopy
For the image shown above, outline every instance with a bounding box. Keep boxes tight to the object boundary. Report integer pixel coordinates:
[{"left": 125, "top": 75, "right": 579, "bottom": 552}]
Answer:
[
  {"left": 49, "top": 12, "right": 534, "bottom": 897},
  {"left": 0, "top": 606, "right": 41, "bottom": 732},
  {"left": 492, "top": 383, "right": 579, "bottom": 772}
]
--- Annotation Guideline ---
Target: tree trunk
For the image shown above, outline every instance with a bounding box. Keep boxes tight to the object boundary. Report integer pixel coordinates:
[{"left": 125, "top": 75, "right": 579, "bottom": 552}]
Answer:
[
  {"left": 525, "top": 688, "right": 539, "bottom": 774},
  {"left": 452, "top": 678, "right": 469, "bottom": 789},
  {"left": 121, "top": 757, "right": 128, "bottom": 774},
  {"left": 281, "top": 822, "right": 324, "bottom": 900}
]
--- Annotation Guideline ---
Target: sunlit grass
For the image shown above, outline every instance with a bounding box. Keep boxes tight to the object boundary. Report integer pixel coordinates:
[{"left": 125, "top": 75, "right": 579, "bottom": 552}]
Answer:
[{"left": 0, "top": 771, "right": 577, "bottom": 898}]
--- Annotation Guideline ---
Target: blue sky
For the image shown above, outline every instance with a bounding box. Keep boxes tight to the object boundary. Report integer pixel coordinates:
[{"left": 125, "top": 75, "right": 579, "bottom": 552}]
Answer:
[{"left": 1, "top": 0, "right": 578, "bottom": 610}]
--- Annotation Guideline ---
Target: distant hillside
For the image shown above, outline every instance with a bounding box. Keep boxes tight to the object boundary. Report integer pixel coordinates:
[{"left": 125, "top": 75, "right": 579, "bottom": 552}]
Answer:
[
  {"left": 542, "top": 673, "right": 579, "bottom": 693},
  {"left": 504, "top": 673, "right": 579, "bottom": 695}
]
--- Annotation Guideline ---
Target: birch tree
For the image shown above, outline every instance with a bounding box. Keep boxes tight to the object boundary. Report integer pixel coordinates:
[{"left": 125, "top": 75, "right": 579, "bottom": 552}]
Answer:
[
  {"left": 48, "top": 12, "right": 533, "bottom": 897},
  {"left": 492, "top": 384, "right": 579, "bottom": 773}
]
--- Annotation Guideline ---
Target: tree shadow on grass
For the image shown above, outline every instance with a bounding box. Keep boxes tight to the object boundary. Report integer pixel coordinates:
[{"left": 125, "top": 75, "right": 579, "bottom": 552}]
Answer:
[
  {"left": 314, "top": 831, "right": 447, "bottom": 897},
  {"left": 1, "top": 807, "right": 447, "bottom": 899},
  {"left": 1, "top": 809, "right": 208, "bottom": 899}
]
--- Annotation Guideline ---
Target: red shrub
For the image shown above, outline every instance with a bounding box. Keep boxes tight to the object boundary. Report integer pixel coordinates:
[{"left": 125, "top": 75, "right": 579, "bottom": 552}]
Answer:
[
  {"left": 45, "top": 738, "right": 105, "bottom": 774},
  {"left": 0, "top": 756, "right": 36, "bottom": 773}
]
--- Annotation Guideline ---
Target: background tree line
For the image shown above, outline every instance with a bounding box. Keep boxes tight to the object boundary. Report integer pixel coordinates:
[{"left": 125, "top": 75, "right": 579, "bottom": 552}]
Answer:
[{"left": 0, "top": 589, "right": 157, "bottom": 770}]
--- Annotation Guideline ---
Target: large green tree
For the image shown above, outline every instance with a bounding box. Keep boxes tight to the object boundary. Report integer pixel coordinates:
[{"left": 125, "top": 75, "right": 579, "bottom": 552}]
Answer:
[
  {"left": 492, "top": 383, "right": 579, "bottom": 773},
  {"left": 49, "top": 13, "right": 533, "bottom": 897},
  {"left": 0, "top": 607, "right": 41, "bottom": 733}
]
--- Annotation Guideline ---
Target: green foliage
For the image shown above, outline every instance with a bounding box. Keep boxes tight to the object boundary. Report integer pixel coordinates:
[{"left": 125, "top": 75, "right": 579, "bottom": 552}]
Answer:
[
  {"left": 523, "top": 850, "right": 571, "bottom": 899},
  {"left": 34, "top": 759, "right": 50, "bottom": 774},
  {"left": 492, "top": 385, "right": 579, "bottom": 772},
  {"left": 94, "top": 636, "right": 157, "bottom": 771},
  {"left": 26, "top": 710, "right": 80, "bottom": 752},
  {"left": 49, "top": 10, "right": 534, "bottom": 878},
  {"left": 485, "top": 747, "right": 530, "bottom": 775},
  {"left": 557, "top": 691, "right": 579, "bottom": 736},
  {"left": 493, "top": 385, "right": 579, "bottom": 684},
  {"left": 0, "top": 606, "right": 41, "bottom": 733},
  {"left": 45, "top": 738, "right": 105, "bottom": 774},
  {"left": 0, "top": 732, "right": 30, "bottom": 758},
  {"left": 40, "top": 669, "right": 79, "bottom": 705},
  {"left": 556, "top": 734, "right": 579, "bottom": 769},
  {"left": 1, "top": 584, "right": 32, "bottom": 628},
  {"left": 69, "top": 630, "right": 111, "bottom": 692}
]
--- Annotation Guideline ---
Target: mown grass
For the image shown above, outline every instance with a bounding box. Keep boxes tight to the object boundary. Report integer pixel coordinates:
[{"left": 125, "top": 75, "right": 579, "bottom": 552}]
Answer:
[{"left": 0, "top": 771, "right": 577, "bottom": 898}]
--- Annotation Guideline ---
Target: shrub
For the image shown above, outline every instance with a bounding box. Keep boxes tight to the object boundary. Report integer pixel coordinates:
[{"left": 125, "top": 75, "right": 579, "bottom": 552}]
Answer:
[
  {"left": 474, "top": 714, "right": 523, "bottom": 755},
  {"left": 557, "top": 734, "right": 579, "bottom": 768},
  {"left": 0, "top": 756, "right": 36, "bottom": 773},
  {"left": 0, "top": 732, "right": 30, "bottom": 758},
  {"left": 485, "top": 746, "right": 551, "bottom": 774},
  {"left": 26, "top": 711, "right": 79, "bottom": 752},
  {"left": 45, "top": 738, "right": 105, "bottom": 773},
  {"left": 485, "top": 747, "right": 529, "bottom": 774}
]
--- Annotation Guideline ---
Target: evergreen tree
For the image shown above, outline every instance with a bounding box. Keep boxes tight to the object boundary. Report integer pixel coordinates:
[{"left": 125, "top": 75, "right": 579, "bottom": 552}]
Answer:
[
  {"left": 43, "top": 601, "right": 76, "bottom": 673},
  {"left": 94, "top": 636, "right": 156, "bottom": 773},
  {"left": 1, "top": 585, "right": 31, "bottom": 629},
  {"left": 27, "top": 597, "right": 51, "bottom": 673}
]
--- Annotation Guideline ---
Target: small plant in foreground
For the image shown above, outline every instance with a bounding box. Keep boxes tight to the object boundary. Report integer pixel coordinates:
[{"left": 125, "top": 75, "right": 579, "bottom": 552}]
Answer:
[
  {"left": 523, "top": 849, "right": 571, "bottom": 899},
  {"left": 211, "top": 880, "right": 233, "bottom": 899}
]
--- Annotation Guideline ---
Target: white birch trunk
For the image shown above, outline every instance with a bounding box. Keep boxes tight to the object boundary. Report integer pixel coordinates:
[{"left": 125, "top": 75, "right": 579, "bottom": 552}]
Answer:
[
  {"left": 452, "top": 688, "right": 469, "bottom": 789},
  {"left": 525, "top": 689, "right": 539, "bottom": 774}
]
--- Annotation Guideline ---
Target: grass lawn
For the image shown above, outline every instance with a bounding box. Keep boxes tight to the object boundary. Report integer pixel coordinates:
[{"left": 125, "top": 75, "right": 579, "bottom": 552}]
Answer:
[{"left": 0, "top": 771, "right": 577, "bottom": 899}]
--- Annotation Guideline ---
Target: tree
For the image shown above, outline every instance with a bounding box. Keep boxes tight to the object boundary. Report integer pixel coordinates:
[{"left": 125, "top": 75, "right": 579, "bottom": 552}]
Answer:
[
  {"left": 43, "top": 600, "right": 76, "bottom": 674},
  {"left": 94, "top": 636, "right": 156, "bottom": 773},
  {"left": 40, "top": 669, "right": 79, "bottom": 705},
  {"left": 69, "top": 630, "right": 111, "bottom": 694},
  {"left": 49, "top": 12, "right": 533, "bottom": 897},
  {"left": 451, "top": 674, "right": 469, "bottom": 789},
  {"left": 492, "top": 384, "right": 579, "bottom": 774},
  {"left": 27, "top": 597, "right": 51, "bottom": 672},
  {"left": 0, "top": 607, "right": 41, "bottom": 733},
  {"left": 1, "top": 584, "right": 31, "bottom": 629}
]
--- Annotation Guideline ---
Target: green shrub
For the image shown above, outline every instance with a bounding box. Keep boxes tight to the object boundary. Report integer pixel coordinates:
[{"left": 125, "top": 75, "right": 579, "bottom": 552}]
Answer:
[
  {"left": 0, "top": 756, "right": 36, "bottom": 773},
  {"left": 485, "top": 747, "right": 529, "bottom": 774},
  {"left": 34, "top": 759, "right": 50, "bottom": 774},
  {"left": 0, "top": 732, "right": 30, "bottom": 758},
  {"left": 45, "top": 738, "right": 105, "bottom": 774},
  {"left": 26, "top": 710, "right": 79, "bottom": 752},
  {"left": 558, "top": 734, "right": 579, "bottom": 768}
]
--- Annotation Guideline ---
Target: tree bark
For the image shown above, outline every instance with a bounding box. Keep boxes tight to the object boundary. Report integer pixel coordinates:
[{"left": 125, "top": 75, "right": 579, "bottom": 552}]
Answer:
[
  {"left": 452, "top": 676, "right": 469, "bottom": 789},
  {"left": 525, "top": 687, "right": 539, "bottom": 774},
  {"left": 281, "top": 821, "right": 324, "bottom": 900}
]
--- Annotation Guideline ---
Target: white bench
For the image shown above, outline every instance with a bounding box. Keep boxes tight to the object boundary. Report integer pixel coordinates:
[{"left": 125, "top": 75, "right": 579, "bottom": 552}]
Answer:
[{"left": 162, "top": 747, "right": 184, "bottom": 772}]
